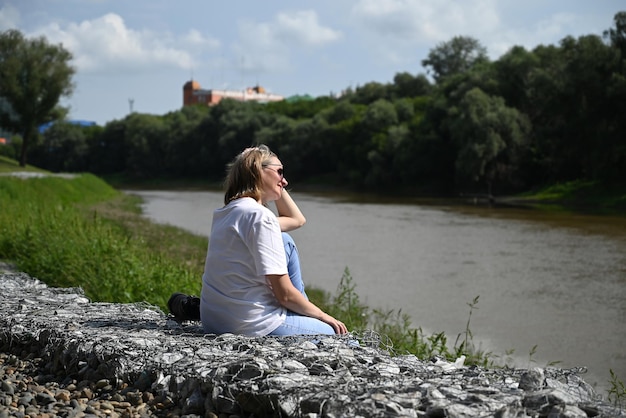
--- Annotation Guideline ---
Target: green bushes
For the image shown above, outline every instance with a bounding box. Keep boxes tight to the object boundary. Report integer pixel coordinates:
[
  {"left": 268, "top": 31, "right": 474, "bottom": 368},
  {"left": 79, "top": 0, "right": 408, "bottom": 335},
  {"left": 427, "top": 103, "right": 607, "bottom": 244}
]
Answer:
[
  {"left": 0, "top": 140, "right": 19, "bottom": 160},
  {"left": 310, "top": 268, "right": 496, "bottom": 366},
  {"left": 0, "top": 174, "right": 200, "bottom": 310}
]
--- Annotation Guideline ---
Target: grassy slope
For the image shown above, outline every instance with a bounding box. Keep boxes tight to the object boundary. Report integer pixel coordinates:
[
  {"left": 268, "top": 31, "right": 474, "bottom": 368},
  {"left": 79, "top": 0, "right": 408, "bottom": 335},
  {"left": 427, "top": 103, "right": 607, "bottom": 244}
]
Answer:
[
  {"left": 511, "top": 180, "right": 626, "bottom": 215},
  {"left": 0, "top": 155, "right": 49, "bottom": 173},
  {"left": 0, "top": 171, "right": 205, "bottom": 311}
]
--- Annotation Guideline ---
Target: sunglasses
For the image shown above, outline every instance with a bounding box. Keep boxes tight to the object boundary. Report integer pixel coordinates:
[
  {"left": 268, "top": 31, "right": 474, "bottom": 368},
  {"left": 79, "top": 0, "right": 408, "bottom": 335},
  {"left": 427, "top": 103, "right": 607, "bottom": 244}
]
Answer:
[{"left": 263, "top": 164, "right": 284, "bottom": 179}]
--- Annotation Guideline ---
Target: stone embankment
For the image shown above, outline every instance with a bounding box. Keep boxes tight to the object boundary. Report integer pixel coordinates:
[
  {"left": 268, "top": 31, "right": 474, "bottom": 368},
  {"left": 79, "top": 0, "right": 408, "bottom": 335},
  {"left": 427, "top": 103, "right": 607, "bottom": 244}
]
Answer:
[{"left": 1, "top": 271, "right": 624, "bottom": 417}]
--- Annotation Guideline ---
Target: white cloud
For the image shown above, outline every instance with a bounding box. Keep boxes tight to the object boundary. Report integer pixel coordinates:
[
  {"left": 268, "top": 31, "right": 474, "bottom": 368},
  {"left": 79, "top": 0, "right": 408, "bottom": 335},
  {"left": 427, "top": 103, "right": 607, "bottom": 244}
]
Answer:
[
  {"left": 533, "top": 12, "right": 578, "bottom": 42},
  {"left": 351, "top": 0, "right": 500, "bottom": 44},
  {"left": 345, "top": 0, "right": 506, "bottom": 67},
  {"left": 484, "top": 12, "right": 578, "bottom": 58},
  {"left": 234, "top": 10, "right": 342, "bottom": 74},
  {"left": 28, "top": 13, "right": 219, "bottom": 74},
  {"left": 274, "top": 10, "right": 342, "bottom": 46},
  {"left": 235, "top": 19, "right": 291, "bottom": 74},
  {"left": 182, "top": 29, "right": 221, "bottom": 50},
  {"left": 349, "top": 0, "right": 601, "bottom": 63},
  {"left": 0, "top": 4, "right": 20, "bottom": 30}
]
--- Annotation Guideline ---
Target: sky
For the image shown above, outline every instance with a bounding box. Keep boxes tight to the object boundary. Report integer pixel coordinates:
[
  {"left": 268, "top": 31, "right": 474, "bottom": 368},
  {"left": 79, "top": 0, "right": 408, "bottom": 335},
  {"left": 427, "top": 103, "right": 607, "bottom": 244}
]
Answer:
[{"left": 1, "top": 0, "right": 623, "bottom": 126}]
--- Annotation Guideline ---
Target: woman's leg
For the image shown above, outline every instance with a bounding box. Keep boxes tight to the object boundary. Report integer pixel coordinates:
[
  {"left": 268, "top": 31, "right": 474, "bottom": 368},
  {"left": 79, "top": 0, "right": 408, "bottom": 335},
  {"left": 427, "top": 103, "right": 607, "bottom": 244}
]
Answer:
[
  {"left": 282, "top": 232, "right": 308, "bottom": 299},
  {"left": 269, "top": 311, "right": 335, "bottom": 336},
  {"left": 271, "top": 234, "right": 334, "bottom": 335}
]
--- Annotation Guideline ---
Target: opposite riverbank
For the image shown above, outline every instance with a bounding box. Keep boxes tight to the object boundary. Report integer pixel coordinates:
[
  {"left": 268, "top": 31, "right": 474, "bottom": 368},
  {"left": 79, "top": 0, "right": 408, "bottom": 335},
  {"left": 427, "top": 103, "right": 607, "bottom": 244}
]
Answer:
[{"left": 3, "top": 155, "right": 625, "bottom": 215}]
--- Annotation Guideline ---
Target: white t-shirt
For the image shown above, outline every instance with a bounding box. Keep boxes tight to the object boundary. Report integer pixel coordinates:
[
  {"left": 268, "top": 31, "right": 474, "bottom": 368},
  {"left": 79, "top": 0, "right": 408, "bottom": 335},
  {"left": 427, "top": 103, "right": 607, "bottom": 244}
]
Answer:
[{"left": 200, "top": 197, "right": 287, "bottom": 336}]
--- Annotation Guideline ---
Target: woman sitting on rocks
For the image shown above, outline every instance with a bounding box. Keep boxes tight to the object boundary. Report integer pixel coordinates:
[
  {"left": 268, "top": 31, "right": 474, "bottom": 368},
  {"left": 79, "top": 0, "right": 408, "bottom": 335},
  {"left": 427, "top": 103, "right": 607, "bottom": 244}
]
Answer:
[{"left": 169, "top": 145, "right": 347, "bottom": 336}]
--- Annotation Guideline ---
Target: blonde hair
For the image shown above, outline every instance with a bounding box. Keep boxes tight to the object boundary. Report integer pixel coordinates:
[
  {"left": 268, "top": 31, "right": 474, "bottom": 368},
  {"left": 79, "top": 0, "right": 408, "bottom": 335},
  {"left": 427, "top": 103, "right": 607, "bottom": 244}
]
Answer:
[{"left": 223, "top": 145, "right": 276, "bottom": 205}]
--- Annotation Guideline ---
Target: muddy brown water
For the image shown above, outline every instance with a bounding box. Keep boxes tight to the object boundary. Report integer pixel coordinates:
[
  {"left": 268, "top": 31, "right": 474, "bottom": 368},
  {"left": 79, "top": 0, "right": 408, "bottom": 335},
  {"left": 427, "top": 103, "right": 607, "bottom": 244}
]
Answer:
[{"left": 128, "top": 189, "right": 626, "bottom": 394}]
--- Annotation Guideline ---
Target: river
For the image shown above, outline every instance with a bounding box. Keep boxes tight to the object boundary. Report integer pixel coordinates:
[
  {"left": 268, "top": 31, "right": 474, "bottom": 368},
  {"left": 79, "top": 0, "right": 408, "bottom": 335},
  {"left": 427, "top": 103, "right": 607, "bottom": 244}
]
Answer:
[{"left": 127, "top": 189, "right": 626, "bottom": 394}]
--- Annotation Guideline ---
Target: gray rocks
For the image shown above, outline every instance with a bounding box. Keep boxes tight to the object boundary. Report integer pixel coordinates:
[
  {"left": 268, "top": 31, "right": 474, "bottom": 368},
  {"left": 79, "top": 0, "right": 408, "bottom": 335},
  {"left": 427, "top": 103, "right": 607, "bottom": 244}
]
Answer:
[{"left": 0, "top": 271, "right": 624, "bottom": 417}]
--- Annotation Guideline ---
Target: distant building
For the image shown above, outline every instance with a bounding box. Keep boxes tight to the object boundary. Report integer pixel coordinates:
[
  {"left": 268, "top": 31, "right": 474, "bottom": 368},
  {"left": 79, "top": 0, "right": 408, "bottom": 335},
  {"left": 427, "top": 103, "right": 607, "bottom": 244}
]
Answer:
[{"left": 183, "top": 80, "right": 284, "bottom": 107}]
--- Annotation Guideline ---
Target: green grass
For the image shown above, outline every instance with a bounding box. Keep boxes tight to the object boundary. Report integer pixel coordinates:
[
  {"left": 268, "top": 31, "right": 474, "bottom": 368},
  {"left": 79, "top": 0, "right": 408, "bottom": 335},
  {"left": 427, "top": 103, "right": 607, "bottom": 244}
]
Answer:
[
  {"left": 515, "top": 180, "right": 626, "bottom": 214},
  {"left": 0, "top": 174, "right": 203, "bottom": 310},
  {"left": 609, "top": 369, "right": 626, "bottom": 408},
  {"left": 308, "top": 269, "right": 499, "bottom": 367},
  {"left": 102, "top": 172, "right": 223, "bottom": 191},
  {"left": 0, "top": 155, "right": 48, "bottom": 173}
]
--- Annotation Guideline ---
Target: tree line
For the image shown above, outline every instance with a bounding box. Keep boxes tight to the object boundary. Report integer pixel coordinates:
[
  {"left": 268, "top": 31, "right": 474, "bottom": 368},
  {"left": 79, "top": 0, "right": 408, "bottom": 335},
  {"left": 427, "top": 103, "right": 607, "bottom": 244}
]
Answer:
[{"left": 2, "top": 12, "right": 625, "bottom": 196}]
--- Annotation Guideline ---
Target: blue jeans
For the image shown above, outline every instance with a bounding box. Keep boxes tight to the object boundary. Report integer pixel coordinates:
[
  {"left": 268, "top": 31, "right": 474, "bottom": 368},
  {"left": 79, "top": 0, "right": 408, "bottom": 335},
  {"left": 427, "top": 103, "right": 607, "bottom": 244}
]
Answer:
[
  {"left": 270, "top": 233, "right": 335, "bottom": 336},
  {"left": 282, "top": 232, "right": 307, "bottom": 298},
  {"left": 270, "top": 310, "right": 335, "bottom": 335}
]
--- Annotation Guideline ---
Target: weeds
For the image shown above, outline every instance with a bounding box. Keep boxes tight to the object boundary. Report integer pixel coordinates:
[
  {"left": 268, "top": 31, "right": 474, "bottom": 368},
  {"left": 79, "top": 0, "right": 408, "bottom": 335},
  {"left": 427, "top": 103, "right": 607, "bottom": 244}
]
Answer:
[
  {"left": 323, "top": 267, "right": 368, "bottom": 330},
  {"left": 454, "top": 295, "right": 479, "bottom": 358},
  {"left": 528, "top": 344, "right": 538, "bottom": 367},
  {"left": 523, "top": 344, "right": 561, "bottom": 369},
  {"left": 311, "top": 269, "right": 498, "bottom": 367},
  {"left": 608, "top": 369, "right": 626, "bottom": 408}
]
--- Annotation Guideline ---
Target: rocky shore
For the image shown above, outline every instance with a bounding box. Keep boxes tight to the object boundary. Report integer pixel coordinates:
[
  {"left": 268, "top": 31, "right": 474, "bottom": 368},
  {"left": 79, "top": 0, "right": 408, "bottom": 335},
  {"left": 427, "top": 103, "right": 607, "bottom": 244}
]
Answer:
[{"left": 1, "top": 271, "right": 624, "bottom": 417}]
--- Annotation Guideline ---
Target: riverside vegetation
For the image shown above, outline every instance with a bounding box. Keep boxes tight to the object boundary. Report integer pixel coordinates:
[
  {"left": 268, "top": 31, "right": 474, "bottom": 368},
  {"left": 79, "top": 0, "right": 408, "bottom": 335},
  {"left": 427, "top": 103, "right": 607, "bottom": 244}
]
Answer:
[
  {"left": 1, "top": 160, "right": 625, "bottom": 406},
  {"left": 4, "top": 13, "right": 626, "bottom": 205}
]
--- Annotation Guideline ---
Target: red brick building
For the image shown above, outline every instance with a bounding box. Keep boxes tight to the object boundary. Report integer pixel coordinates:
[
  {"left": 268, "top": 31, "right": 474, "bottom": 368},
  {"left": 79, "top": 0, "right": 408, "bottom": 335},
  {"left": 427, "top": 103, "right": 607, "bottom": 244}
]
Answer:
[{"left": 183, "top": 80, "right": 284, "bottom": 107}]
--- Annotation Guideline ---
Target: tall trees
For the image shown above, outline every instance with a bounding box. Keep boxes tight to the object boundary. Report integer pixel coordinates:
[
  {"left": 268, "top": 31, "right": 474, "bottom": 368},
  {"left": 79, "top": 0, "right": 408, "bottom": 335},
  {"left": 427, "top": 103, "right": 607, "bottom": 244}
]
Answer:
[
  {"left": 520, "top": 31, "right": 625, "bottom": 183},
  {"left": 392, "top": 72, "right": 432, "bottom": 98},
  {"left": 29, "top": 122, "right": 95, "bottom": 172},
  {"left": 422, "top": 36, "right": 489, "bottom": 82},
  {"left": 8, "top": 12, "right": 625, "bottom": 192},
  {"left": 603, "top": 11, "right": 626, "bottom": 181},
  {"left": 0, "top": 30, "right": 75, "bottom": 167},
  {"left": 604, "top": 11, "right": 626, "bottom": 54},
  {"left": 449, "top": 88, "right": 529, "bottom": 194},
  {"left": 351, "top": 82, "right": 390, "bottom": 105},
  {"left": 557, "top": 34, "right": 620, "bottom": 180},
  {"left": 492, "top": 46, "right": 539, "bottom": 111}
]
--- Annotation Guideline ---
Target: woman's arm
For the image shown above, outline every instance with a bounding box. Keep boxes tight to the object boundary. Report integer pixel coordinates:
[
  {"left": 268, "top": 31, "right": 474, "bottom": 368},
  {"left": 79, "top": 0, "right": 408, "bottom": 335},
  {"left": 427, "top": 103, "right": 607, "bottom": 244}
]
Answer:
[
  {"left": 275, "top": 189, "right": 306, "bottom": 232},
  {"left": 267, "top": 274, "right": 348, "bottom": 334}
]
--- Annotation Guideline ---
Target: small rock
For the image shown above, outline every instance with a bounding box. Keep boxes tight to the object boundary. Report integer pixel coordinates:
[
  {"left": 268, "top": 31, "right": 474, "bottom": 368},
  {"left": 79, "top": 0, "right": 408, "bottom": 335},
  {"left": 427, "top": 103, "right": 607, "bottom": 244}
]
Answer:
[{"left": 519, "top": 367, "right": 545, "bottom": 391}]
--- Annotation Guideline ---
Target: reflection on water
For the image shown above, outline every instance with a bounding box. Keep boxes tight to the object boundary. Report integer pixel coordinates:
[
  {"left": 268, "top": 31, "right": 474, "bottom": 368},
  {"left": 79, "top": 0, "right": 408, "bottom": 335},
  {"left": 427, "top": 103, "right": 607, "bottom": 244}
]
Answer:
[{"left": 129, "top": 189, "right": 626, "bottom": 393}]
